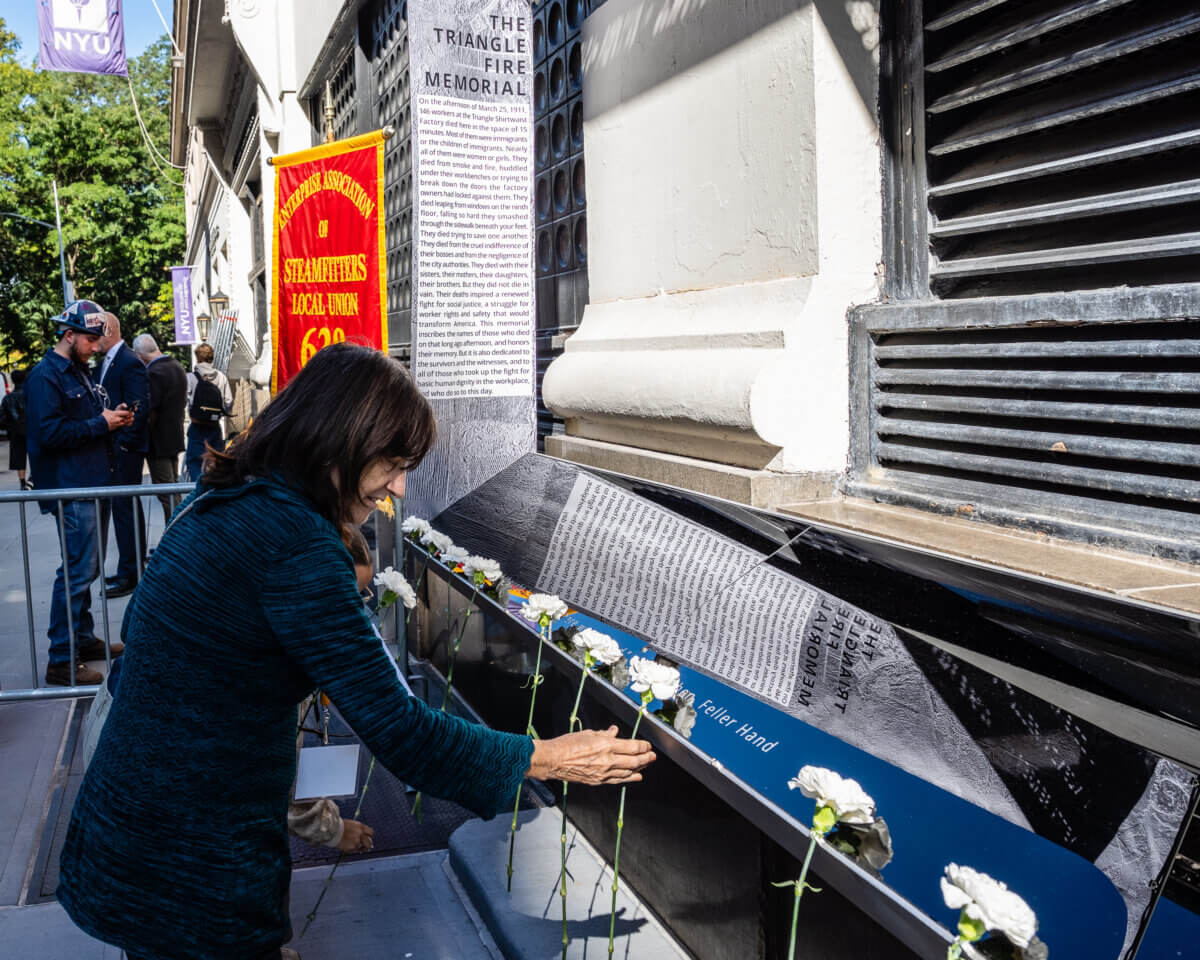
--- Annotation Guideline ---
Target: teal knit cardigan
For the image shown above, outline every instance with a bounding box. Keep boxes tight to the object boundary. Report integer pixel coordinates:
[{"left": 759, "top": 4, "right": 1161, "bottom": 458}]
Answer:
[{"left": 58, "top": 477, "right": 533, "bottom": 960}]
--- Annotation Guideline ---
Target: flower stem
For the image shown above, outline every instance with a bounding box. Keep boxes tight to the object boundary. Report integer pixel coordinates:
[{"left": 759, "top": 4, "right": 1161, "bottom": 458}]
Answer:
[
  {"left": 404, "top": 567, "right": 426, "bottom": 626},
  {"left": 300, "top": 755, "right": 377, "bottom": 938},
  {"left": 560, "top": 656, "right": 591, "bottom": 958},
  {"left": 947, "top": 937, "right": 964, "bottom": 960},
  {"left": 507, "top": 622, "right": 549, "bottom": 892},
  {"left": 439, "top": 588, "right": 478, "bottom": 712},
  {"left": 783, "top": 833, "right": 819, "bottom": 960},
  {"left": 607, "top": 707, "right": 645, "bottom": 959},
  {"left": 412, "top": 587, "right": 479, "bottom": 822}
]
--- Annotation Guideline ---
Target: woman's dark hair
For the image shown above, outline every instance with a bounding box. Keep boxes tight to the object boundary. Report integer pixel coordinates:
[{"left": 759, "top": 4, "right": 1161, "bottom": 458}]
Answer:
[
  {"left": 203, "top": 342, "right": 435, "bottom": 524},
  {"left": 11, "top": 367, "right": 27, "bottom": 386}
]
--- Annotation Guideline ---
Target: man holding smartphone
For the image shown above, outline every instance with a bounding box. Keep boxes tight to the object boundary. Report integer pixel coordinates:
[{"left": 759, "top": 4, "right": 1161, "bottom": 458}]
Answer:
[
  {"left": 26, "top": 301, "right": 133, "bottom": 685},
  {"left": 97, "top": 313, "right": 150, "bottom": 597}
]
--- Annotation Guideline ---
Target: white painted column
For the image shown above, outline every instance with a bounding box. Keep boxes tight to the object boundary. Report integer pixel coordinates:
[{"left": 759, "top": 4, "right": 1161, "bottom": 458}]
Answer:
[{"left": 542, "top": 0, "right": 881, "bottom": 504}]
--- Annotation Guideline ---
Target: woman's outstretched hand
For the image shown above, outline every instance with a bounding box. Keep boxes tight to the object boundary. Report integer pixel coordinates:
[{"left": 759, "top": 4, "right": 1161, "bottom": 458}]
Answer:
[{"left": 526, "top": 726, "right": 656, "bottom": 785}]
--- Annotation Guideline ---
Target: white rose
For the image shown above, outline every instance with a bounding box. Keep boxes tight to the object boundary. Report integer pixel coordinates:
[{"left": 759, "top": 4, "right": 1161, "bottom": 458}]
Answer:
[
  {"left": 628, "top": 657, "right": 681, "bottom": 702},
  {"left": 520, "top": 593, "right": 569, "bottom": 625},
  {"left": 441, "top": 545, "right": 470, "bottom": 566},
  {"left": 572, "top": 628, "right": 624, "bottom": 666},
  {"left": 788, "top": 766, "right": 875, "bottom": 825},
  {"left": 373, "top": 566, "right": 417, "bottom": 610},
  {"left": 401, "top": 516, "right": 431, "bottom": 537},
  {"left": 941, "top": 864, "right": 1037, "bottom": 949},
  {"left": 462, "top": 555, "right": 502, "bottom": 583}
]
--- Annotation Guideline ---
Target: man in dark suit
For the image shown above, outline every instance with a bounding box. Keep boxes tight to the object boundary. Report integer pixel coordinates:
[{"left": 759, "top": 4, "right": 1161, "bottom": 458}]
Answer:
[
  {"left": 132, "top": 333, "right": 188, "bottom": 525},
  {"left": 97, "top": 314, "right": 150, "bottom": 597}
]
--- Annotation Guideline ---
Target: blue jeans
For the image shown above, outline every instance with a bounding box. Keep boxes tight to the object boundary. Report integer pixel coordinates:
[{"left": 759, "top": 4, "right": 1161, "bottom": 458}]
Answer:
[
  {"left": 185, "top": 424, "right": 222, "bottom": 482},
  {"left": 48, "top": 499, "right": 101, "bottom": 665},
  {"left": 103, "top": 450, "right": 145, "bottom": 581}
]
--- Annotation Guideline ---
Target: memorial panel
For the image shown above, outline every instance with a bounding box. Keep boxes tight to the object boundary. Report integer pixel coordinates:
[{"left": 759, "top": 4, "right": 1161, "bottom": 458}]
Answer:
[
  {"left": 406, "top": 0, "right": 536, "bottom": 519},
  {"left": 422, "top": 452, "right": 1200, "bottom": 959}
]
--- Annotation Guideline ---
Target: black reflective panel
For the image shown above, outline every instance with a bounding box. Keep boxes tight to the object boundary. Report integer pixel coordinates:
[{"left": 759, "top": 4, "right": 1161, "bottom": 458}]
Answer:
[{"left": 421, "top": 453, "right": 1200, "bottom": 960}]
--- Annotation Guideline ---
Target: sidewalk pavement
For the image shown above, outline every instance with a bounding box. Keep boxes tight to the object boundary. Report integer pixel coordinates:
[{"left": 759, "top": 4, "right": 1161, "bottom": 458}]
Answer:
[{"left": 0, "top": 851, "right": 506, "bottom": 959}]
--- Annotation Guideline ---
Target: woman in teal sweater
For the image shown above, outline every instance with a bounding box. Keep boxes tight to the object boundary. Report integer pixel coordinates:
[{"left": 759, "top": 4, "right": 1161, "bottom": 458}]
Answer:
[{"left": 57, "top": 343, "right": 653, "bottom": 960}]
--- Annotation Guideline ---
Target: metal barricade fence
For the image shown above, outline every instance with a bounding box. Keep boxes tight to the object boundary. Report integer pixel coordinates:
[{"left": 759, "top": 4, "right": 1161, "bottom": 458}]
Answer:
[
  {"left": 0, "top": 483, "right": 410, "bottom": 705},
  {"left": 0, "top": 482, "right": 194, "bottom": 703}
]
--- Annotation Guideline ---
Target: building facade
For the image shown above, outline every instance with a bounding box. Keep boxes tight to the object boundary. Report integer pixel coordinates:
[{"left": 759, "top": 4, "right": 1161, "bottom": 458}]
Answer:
[{"left": 171, "top": 0, "right": 1200, "bottom": 563}]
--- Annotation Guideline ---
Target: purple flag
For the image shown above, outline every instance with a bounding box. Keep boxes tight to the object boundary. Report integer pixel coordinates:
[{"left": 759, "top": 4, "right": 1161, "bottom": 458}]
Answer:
[
  {"left": 37, "top": 0, "right": 129, "bottom": 77},
  {"left": 171, "top": 267, "right": 197, "bottom": 345}
]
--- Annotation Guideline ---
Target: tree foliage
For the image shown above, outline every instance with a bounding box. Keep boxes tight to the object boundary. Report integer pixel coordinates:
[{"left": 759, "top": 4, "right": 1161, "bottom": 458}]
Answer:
[{"left": 0, "top": 23, "right": 184, "bottom": 368}]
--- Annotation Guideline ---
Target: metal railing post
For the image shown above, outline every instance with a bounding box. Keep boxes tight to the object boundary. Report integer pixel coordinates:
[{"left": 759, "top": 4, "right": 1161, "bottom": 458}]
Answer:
[
  {"left": 133, "top": 494, "right": 145, "bottom": 582},
  {"left": 55, "top": 500, "right": 76, "bottom": 686},
  {"left": 19, "top": 501, "right": 39, "bottom": 689},
  {"left": 95, "top": 496, "right": 112, "bottom": 670}
]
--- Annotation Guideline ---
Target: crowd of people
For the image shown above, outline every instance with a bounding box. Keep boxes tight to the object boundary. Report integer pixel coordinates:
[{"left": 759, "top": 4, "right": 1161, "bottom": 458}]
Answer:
[{"left": 4, "top": 299, "right": 234, "bottom": 686}]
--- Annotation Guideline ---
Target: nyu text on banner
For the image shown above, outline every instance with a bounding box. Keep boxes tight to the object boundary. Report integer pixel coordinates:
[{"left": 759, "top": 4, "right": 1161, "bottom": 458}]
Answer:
[
  {"left": 270, "top": 131, "right": 387, "bottom": 392},
  {"left": 170, "top": 267, "right": 196, "bottom": 345},
  {"left": 37, "top": 0, "right": 129, "bottom": 76}
]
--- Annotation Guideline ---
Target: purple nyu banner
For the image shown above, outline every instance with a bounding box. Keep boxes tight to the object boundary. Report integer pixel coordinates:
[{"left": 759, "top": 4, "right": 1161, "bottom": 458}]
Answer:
[
  {"left": 38, "top": 0, "right": 129, "bottom": 77},
  {"left": 171, "top": 267, "right": 197, "bottom": 345}
]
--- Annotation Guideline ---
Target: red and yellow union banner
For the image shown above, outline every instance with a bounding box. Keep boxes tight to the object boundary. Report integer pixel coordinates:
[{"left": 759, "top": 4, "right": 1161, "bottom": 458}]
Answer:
[{"left": 270, "top": 130, "right": 387, "bottom": 392}]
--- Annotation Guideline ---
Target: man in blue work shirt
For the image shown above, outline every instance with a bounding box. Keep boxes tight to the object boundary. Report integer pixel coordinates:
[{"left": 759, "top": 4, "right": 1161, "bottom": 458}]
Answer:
[{"left": 26, "top": 301, "right": 133, "bottom": 686}]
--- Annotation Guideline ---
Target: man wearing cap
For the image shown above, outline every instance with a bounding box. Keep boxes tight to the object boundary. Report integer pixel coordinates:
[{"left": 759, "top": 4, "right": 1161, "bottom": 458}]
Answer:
[{"left": 25, "top": 301, "right": 133, "bottom": 686}]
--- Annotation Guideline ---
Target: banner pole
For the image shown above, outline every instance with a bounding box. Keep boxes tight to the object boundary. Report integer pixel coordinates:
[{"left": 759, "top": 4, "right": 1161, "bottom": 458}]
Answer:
[
  {"left": 324, "top": 81, "right": 336, "bottom": 144},
  {"left": 52, "top": 180, "right": 69, "bottom": 307}
]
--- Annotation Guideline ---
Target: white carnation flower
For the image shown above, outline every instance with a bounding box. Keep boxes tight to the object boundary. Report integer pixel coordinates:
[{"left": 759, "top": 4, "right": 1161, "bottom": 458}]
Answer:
[
  {"left": 788, "top": 766, "right": 875, "bottom": 825},
  {"left": 462, "top": 554, "right": 502, "bottom": 583},
  {"left": 520, "top": 593, "right": 569, "bottom": 626},
  {"left": 373, "top": 566, "right": 417, "bottom": 610},
  {"left": 628, "top": 656, "right": 681, "bottom": 702},
  {"left": 421, "top": 530, "right": 455, "bottom": 556},
  {"left": 401, "top": 516, "right": 431, "bottom": 537},
  {"left": 441, "top": 545, "right": 470, "bottom": 566},
  {"left": 941, "top": 864, "right": 1037, "bottom": 949},
  {"left": 572, "top": 628, "right": 624, "bottom": 666}
]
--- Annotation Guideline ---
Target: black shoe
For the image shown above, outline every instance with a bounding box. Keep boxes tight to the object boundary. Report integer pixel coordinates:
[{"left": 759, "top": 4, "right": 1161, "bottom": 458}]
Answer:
[{"left": 104, "top": 576, "right": 137, "bottom": 598}]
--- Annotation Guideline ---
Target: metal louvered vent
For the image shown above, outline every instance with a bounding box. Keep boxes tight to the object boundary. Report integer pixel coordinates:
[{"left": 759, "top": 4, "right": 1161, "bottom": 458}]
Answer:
[
  {"left": 855, "top": 1, "right": 1200, "bottom": 559},
  {"left": 923, "top": 0, "right": 1200, "bottom": 298},
  {"left": 329, "top": 51, "right": 358, "bottom": 143},
  {"left": 867, "top": 317, "right": 1200, "bottom": 550}
]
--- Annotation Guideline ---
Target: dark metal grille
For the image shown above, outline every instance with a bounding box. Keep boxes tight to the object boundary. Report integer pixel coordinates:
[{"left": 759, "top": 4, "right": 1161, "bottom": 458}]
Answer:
[
  {"left": 857, "top": 307, "right": 1200, "bottom": 558},
  {"left": 922, "top": 0, "right": 1200, "bottom": 299},
  {"left": 330, "top": 50, "right": 359, "bottom": 143},
  {"left": 369, "top": 0, "right": 413, "bottom": 349},
  {"left": 534, "top": 0, "right": 593, "bottom": 446},
  {"left": 857, "top": 1, "right": 1200, "bottom": 559},
  {"left": 232, "top": 105, "right": 259, "bottom": 175}
]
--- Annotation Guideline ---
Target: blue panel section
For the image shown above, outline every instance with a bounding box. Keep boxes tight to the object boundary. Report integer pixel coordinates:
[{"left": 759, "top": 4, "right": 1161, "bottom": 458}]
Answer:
[
  {"left": 1135, "top": 896, "right": 1200, "bottom": 959},
  {"left": 559, "top": 608, "right": 1127, "bottom": 958}
]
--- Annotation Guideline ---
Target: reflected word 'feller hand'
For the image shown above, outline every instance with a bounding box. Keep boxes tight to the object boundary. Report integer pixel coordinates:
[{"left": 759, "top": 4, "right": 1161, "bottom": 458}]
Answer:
[{"left": 527, "top": 726, "right": 656, "bottom": 786}]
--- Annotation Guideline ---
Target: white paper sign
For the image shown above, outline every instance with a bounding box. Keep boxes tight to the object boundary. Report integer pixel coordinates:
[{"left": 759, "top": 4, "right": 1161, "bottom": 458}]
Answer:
[
  {"left": 295, "top": 744, "right": 360, "bottom": 799},
  {"left": 409, "top": 0, "right": 535, "bottom": 400}
]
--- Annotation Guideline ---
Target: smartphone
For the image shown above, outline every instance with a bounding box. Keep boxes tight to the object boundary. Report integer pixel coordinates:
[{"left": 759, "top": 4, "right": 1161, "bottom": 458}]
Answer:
[{"left": 129, "top": 400, "right": 140, "bottom": 413}]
